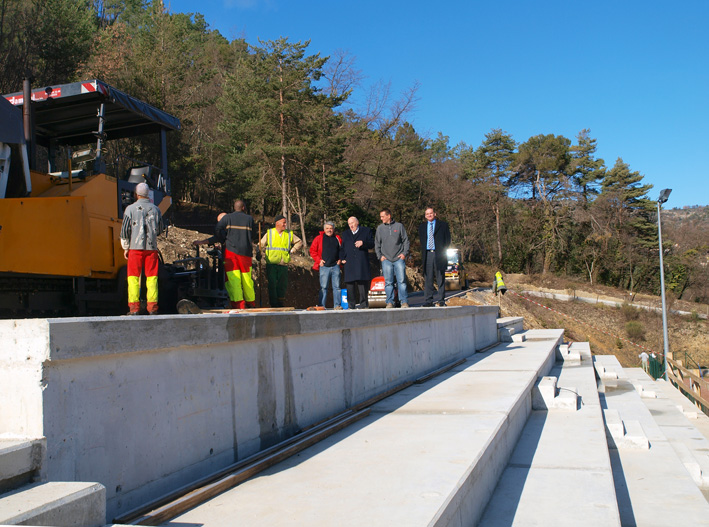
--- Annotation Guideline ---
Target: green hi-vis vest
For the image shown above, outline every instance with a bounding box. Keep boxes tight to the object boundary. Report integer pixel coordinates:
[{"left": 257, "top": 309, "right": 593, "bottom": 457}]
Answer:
[
  {"left": 265, "top": 228, "right": 293, "bottom": 265},
  {"left": 494, "top": 271, "right": 507, "bottom": 293}
]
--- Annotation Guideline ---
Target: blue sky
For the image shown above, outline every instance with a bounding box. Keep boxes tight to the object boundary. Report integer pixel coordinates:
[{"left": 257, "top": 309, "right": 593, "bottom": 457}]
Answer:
[{"left": 167, "top": 0, "right": 708, "bottom": 209}]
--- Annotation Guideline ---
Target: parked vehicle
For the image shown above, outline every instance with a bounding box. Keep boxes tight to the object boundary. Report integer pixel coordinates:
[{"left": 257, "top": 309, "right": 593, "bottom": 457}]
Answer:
[{"left": 444, "top": 248, "right": 468, "bottom": 290}]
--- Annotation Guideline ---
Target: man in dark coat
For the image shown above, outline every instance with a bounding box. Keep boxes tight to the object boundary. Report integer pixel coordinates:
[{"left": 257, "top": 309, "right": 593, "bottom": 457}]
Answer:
[
  {"left": 340, "top": 216, "right": 375, "bottom": 308},
  {"left": 418, "top": 206, "right": 451, "bottom": 307}
]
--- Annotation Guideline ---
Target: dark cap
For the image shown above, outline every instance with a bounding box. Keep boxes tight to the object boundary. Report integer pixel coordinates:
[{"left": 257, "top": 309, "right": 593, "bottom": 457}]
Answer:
[{"left": 274, "top": 214, "right": 286, "bottom": 223}]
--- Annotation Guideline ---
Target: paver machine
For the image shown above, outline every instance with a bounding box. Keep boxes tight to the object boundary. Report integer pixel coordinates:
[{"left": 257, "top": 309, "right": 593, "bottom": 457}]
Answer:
[{"left": 0, "top": 79, "right": 227, "bottom": 317}]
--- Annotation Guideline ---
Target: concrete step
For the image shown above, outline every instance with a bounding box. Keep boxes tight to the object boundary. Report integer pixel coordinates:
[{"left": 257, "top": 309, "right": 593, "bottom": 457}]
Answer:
[
  {"left": 625, "top": 368, "right": 709, "bottom": 489},
  {"left": 160, "top": 329, "right": 563, "bottom": 526},
  {"left": 480, "top": 343, "right": 621, "bottom": 526},
  {"left": 0, "top": 438, "right": 44, "bottom": 493},
  {"left": 0, "top": 481, "right": 105, "bottom": 526},
  {"left": 598, "top": 356, "right": 709, "bottom": 526}
]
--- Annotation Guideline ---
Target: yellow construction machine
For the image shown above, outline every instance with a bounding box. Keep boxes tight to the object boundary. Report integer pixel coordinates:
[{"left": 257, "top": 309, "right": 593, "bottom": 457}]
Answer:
[{"left": 0, "top": 80, "right": 226, "bottom": 317}]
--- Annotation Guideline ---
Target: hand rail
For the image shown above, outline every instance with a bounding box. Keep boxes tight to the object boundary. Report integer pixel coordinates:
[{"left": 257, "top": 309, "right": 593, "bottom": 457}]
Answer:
[{"left": 666, "top": 356, "right": 709, "bottom": 415}]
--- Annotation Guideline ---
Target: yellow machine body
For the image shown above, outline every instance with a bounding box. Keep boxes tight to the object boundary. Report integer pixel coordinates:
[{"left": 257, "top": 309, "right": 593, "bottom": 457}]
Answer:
[{"left": 0, "top": 172, "right": 126, "bottom": 279}]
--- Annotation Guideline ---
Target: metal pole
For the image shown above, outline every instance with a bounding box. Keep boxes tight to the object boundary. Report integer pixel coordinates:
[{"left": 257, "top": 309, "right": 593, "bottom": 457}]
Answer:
[
  {"left": 657, "top": 199, "right": 670, "bottom": 381},
  {"left": 22, "top": 78, "right": 35, "bottom": 171}
]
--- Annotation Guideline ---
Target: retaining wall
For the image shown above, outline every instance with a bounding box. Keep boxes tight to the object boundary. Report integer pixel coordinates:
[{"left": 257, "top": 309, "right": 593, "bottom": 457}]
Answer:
[{"left": 0, "top": 306, "right": 498, "bottom": 519}]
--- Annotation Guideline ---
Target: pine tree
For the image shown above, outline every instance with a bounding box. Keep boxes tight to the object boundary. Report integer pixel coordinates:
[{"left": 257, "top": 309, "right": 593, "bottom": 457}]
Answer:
[
  {"left": 464, "top": 129, "right": 516, "bottom": 266},
  {"left": 569, "top": 129, "right": 605, "bottom": 205}
]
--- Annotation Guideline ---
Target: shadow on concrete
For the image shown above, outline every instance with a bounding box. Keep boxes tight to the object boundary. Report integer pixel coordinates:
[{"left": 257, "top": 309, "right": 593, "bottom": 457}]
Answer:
[
  {"left": 599, "top": 392, "right": 637, "bottom": 527},
  {"left": 478, "top": 410, "right": 548, "bottom": 525}
]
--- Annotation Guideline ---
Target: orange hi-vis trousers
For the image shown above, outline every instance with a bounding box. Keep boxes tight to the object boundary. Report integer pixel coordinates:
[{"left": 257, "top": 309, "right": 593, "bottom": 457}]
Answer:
[
  {"left": 224, "top": 249, "right": 255, "bottom": 309},
  {"left": 127, "top": 249, "right": 159, "bottom": 313}
]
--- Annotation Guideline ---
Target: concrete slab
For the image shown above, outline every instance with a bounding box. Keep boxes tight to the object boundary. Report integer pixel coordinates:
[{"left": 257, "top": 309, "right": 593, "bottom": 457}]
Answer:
[
  {"left": 480, "top": 347, "right": 620, "bottom": 526},
  {"left": 601, "top": 371, "right": 709, "bottom": 525},
  {"left": 1, "top": 306, "right": 498, "bottom": 520},
  {"left": 0, "top": 438, "right": 44, "bottom": 492},
  {"left": 0, "top": 481, "right": 106, "bottom": 527},
  {"left": 161, "top": 333, "right": 560, "bottom": 527},
  {"left": 479, "top": 467, "right": 620, "bottom": 527},
  {"left": 625, "top": 368, "right": 709, "bottom": 489}
]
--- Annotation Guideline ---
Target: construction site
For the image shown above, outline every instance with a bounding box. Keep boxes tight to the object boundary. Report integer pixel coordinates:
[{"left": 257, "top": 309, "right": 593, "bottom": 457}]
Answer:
[{"left": 3, "top": 80, "right": 709, "bottom": 526}]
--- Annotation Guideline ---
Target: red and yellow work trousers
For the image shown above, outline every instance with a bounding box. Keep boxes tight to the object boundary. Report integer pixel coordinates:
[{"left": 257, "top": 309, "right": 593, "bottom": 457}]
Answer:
[
  {"left": 127, "top": 249, "right": 159, "bottom": 314},
  {"left": 224, "top": 249, "right": 256, "bottom": 309}
]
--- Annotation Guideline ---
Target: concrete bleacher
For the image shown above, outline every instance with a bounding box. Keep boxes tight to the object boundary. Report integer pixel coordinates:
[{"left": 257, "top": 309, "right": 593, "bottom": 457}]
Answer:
[
  {"left": 163, "top": 328, "right": 603, "bottom": 526},
  {"left": 597, "top": 355, "right": 709, "bottom": 526},
  {"left": 164, "top": 333, "right": 709, "bottom": 527},
  {"left": 3, "top": 309, "right": 709, "bottom": 526}
]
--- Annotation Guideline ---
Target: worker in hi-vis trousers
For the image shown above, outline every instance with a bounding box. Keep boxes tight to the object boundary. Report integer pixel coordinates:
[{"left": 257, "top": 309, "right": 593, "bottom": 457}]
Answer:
[
  {"left": 120, "top": 182, "right": 164, "bottom": 315},
  {"left": 212, "top": 199, "right": 256, "bottom": 309}
]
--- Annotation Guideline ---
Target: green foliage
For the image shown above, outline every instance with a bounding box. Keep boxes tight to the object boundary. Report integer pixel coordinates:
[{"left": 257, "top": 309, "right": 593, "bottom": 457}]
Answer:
[
  {"left": 620, "top": 302, "right": 640, "bottom": 321},
  {"left": 625, "top": 321, "right": 646, "bottom": 341},
  {"left": 0, "top": 0, "right": 96, "bottom": 93}
]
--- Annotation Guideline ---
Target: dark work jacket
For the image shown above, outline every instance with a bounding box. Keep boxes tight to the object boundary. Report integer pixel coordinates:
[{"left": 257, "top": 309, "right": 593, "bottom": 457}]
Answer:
[
  {"left": 216, "top": 211, "right": 254, "bottom": 257},
  {"left": 418, "top": 219, "right": 451, "bottom": 270},
  {"left": 340, "top": 226, "right": 374, "bottom": 282}
]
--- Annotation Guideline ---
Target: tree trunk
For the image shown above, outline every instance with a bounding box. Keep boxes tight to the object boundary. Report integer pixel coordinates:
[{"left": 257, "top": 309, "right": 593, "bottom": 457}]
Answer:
[{"left": 494, "top": 201, "right": 502, "bottom": 267}]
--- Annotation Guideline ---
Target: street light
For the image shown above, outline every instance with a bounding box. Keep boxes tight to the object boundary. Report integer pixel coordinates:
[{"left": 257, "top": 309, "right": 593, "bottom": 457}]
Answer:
[{"left": 657, "top": 188, "right": 671, "bottom": 380}]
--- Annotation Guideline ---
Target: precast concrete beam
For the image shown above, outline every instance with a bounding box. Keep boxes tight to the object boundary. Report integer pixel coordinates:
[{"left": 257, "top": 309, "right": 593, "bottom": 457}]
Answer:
[{"left": 0, "top": 305, "right": 498, "bottom": 520}]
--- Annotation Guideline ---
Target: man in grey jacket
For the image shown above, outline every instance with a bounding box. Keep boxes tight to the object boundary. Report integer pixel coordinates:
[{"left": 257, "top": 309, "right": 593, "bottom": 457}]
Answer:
[
  {"left": 374, "top": 208, "right": 409, "bottom": 308},
  {"left": 120, "top": 182, "right": 164, "bottom": 314}
]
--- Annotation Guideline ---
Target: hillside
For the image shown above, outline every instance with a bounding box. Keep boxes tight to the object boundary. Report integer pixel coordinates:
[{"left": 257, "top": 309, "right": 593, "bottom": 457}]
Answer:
[{"left": 496, "top": 274, "right": 709, "bottom": 370}]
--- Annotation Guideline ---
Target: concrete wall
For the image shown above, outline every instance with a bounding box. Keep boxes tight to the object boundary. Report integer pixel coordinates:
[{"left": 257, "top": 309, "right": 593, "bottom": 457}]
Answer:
[{"left": 0, "top": 306, "right": 498, "bottom": 520}]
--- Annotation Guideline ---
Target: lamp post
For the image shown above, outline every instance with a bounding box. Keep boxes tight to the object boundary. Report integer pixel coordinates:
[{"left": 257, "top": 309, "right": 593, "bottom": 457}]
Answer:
[{"left": 657, "top": 188, "right": 672, "bottom": 380}]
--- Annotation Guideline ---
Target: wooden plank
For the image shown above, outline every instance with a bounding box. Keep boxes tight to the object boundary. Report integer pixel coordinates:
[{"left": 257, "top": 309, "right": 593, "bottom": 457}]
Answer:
[
  {"left": 667, "top": 369, "right": 709, "bottom": 410},
  {"left": 176, "top": 298, "right": 295, "bottom": 315},
  {"left": 201, "top": 307, "right": 295, "bottom": 314}
]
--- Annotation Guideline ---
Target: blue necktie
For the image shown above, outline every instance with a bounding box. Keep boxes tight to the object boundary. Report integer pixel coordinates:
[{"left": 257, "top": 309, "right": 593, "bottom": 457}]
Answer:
[{"left": 427, "top": 222, "right": 434, "bottom": 250}]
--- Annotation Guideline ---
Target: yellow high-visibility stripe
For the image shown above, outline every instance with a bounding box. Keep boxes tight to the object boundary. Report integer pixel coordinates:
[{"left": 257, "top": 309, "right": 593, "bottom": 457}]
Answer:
[{"left": 128, "top": 276, "right": 141, "bottom": 303}]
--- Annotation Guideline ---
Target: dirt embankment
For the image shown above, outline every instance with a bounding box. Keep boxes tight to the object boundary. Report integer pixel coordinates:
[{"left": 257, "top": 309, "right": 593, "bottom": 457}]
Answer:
[{"left": 499, "top": 274, "right": 709, "bottom": 369}]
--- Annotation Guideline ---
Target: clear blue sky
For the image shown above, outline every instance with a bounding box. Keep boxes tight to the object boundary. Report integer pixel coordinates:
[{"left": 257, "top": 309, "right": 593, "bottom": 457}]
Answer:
[{"left": 168, "top": 0, "right": 708, "bottom": 209}]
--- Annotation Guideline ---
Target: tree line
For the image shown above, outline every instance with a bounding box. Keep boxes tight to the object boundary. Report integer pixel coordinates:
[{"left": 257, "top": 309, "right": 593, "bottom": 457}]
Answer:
[{"left": 2, "top": 0, "right": 706, "bottom": 302}]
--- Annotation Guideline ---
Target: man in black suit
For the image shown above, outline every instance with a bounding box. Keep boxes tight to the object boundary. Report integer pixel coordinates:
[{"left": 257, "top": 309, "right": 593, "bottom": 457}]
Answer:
[
  {"left": 340, "top": 216, "right": 375, "bottom": 308},
  {"left": 418, "top": 206, "right": 451, "bottom": 307}
]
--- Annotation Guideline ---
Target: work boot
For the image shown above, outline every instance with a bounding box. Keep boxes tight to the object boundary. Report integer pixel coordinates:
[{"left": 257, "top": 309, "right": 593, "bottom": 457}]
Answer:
[
  {"left": 334, "top": 305, "right": 343, "bottom": 310},
  {"left": 385, "top": 303, "right": 394, "bottom": 309},
  {"left": 401, "top": 303, "right": 410, "bottom": 308}
]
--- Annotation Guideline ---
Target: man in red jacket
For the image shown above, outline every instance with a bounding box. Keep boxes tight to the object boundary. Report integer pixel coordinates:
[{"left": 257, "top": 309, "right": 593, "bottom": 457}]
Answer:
[{"left": 310, "top": 221, "right": 343, "bottom": 309}]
